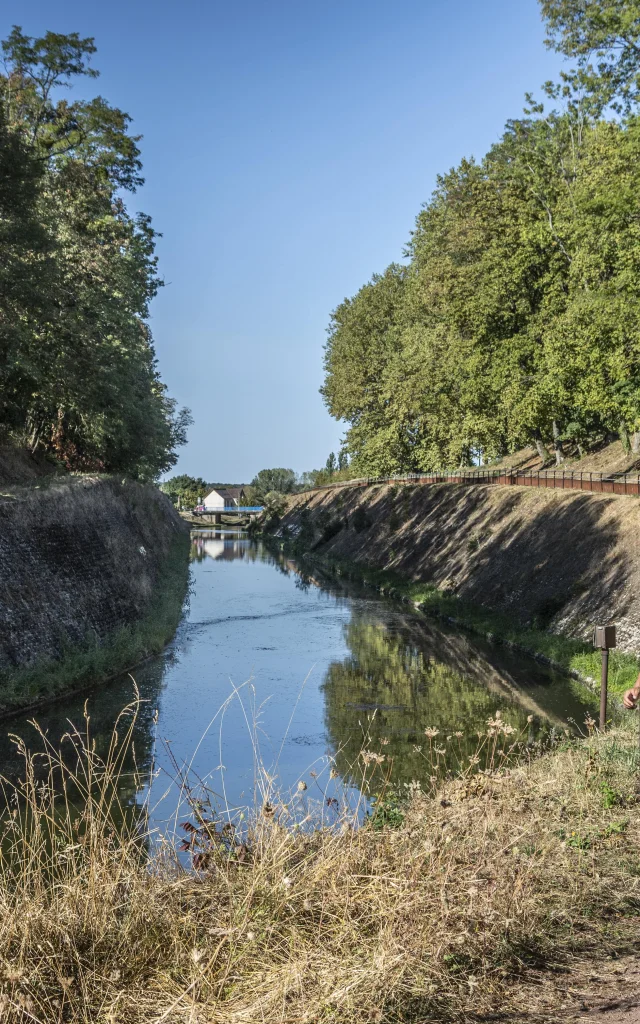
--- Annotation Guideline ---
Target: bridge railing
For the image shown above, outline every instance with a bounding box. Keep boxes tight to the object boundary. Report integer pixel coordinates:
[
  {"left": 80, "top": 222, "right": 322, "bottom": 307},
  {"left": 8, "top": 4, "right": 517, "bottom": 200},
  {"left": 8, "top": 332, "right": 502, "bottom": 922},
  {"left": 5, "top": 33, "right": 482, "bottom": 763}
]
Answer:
[
  {"left": 296, "top": 469, "right": 640, "bottom": 498},
  {"left": 193, "top": 505, "right": 264, "bottom": 513}
]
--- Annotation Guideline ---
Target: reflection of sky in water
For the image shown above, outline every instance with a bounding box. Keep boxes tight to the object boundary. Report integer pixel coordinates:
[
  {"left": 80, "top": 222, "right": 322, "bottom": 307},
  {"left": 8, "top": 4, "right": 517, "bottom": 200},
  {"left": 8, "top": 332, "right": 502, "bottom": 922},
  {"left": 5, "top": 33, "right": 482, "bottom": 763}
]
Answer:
[{"left": 0, "top": 529, "right": 597, "bottom": 839}]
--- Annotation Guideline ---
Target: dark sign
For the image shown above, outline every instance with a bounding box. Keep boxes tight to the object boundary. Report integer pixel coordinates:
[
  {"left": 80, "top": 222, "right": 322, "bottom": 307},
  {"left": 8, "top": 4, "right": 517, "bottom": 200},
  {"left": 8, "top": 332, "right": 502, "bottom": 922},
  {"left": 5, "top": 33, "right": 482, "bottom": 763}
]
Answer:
[{"left": 593, "top": 624, "right": 616, "bottom": 650}]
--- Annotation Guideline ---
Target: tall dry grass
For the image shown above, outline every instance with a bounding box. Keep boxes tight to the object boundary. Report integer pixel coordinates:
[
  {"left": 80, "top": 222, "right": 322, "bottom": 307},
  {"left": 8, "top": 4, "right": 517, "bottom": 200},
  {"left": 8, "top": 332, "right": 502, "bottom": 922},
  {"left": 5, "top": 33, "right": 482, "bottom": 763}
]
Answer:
[{"left": 0, "top": 699, "right": 639, "bottom": 1023}]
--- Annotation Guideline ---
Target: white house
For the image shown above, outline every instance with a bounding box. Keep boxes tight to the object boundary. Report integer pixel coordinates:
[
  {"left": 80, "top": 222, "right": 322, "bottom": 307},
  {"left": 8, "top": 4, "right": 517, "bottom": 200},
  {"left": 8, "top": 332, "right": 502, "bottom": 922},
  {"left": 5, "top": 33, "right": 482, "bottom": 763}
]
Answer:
[{"left": 202, "top": 486, "right": 246, "bottom": 509}]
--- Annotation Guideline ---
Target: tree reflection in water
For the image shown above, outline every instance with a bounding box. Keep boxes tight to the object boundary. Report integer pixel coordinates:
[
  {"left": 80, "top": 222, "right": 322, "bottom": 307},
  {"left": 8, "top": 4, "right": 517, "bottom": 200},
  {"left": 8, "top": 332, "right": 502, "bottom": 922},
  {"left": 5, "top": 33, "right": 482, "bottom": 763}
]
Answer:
[{"left": 322, "top": 611, "right": 598, "bottom": 792}]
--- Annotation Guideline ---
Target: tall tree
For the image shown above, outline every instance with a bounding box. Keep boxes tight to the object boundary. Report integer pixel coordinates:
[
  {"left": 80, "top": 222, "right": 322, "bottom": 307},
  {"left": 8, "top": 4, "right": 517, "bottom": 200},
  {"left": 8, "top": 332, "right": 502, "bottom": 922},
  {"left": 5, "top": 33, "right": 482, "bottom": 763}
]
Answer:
[
  {"left": 321, "top": 20, "right": 640, "bottom": 475},
  {"left": 0, "top": 27, "right": 189, "bottom": 477}
]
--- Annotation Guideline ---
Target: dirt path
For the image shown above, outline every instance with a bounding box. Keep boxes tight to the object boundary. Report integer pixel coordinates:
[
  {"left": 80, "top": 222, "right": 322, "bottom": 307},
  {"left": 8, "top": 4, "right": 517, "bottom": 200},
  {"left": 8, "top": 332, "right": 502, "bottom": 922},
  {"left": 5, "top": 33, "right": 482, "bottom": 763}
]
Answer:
[
  {"left": 583, "top": 999, "right": 640, "bottom": 1021},
  {"left": 577, "top": 959, "right": 640, "bottom": 1022},
  {"left": 471, "top": 957, "right": 640, "bottom": 1022},
  {"left": 512, "top": 957, "right": 640, "bottom": 1022}
]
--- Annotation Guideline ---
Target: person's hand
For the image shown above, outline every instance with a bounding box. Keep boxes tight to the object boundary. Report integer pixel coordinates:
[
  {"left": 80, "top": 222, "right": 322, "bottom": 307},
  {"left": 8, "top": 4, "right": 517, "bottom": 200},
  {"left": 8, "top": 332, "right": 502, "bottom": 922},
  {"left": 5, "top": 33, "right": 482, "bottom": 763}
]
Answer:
[{"left": 623, "top": 687, "right": 640, "bottom": 709}]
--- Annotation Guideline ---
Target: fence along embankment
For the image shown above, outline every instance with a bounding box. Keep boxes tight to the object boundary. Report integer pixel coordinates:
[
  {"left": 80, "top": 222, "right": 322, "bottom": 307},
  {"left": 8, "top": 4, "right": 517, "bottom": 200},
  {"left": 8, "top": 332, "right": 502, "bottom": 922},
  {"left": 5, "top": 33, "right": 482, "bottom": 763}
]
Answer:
[
  {"left": 280, "top": 475, "right": 640, "bottom": 654},
  {"left": 300, "top": 466, "right": 640, "bottom": 498}
]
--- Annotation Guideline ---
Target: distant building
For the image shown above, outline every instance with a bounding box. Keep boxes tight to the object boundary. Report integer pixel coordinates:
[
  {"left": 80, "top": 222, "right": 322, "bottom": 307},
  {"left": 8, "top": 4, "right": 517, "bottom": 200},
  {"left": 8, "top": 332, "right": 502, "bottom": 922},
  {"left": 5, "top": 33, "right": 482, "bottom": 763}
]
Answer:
[{"left": 202, "top": 486, "right": 246, "bottom": 509}]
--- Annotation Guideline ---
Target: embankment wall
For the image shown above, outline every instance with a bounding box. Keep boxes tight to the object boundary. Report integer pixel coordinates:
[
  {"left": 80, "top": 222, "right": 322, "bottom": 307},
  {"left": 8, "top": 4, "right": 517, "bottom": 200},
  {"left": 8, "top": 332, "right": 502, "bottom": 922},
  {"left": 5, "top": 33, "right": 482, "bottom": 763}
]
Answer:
[
  {"left": 279, "top": 482, "right": 640, "bottom": 652},
  {"left": 0, "top": 477, "right": 188, "bottom": 675}
]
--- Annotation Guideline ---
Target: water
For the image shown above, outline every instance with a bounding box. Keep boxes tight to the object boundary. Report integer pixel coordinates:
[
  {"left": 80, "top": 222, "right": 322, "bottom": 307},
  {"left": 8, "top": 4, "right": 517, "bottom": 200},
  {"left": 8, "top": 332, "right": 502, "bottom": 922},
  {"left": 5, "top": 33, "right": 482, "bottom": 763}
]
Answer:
[{"left": 0, "top": 529, "right": 597, "bottom": 832}]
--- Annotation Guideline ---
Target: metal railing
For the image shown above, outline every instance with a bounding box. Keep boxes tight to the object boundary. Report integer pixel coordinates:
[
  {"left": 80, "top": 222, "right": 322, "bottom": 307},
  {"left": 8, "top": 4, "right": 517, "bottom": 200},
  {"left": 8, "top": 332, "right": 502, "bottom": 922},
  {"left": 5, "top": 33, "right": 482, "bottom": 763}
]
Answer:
[{"left": 298, "top": 468, "right": 640, "bottom": 498}]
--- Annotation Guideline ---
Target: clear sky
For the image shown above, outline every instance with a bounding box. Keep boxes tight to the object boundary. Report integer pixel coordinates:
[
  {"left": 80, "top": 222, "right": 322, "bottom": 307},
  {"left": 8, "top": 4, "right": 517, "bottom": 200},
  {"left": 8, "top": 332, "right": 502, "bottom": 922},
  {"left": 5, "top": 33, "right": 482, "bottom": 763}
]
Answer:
[{"left": 4, "top": 1, "right": 563, "bottom": 483}]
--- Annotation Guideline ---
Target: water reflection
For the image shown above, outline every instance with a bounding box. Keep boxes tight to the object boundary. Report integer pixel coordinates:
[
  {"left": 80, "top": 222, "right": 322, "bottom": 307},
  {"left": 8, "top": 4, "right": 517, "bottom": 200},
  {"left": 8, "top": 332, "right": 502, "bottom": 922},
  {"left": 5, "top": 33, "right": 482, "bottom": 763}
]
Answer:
[
  {"left": 191, "top": 531, "right": 251, "bottom": 562},
  {"left": 322, "top": 614, "right": 594, "bottom": 789},
  {"left": 0, "top": 530, "right": 597, "bottom": 833}
]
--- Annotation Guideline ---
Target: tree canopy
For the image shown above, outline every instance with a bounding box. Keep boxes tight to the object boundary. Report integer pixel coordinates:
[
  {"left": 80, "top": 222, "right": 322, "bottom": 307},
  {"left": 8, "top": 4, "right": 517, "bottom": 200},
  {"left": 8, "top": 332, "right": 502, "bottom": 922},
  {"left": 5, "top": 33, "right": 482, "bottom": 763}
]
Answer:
[
  {"left": 0, "top": 27, "right": 189, "bottom": 478},
  {"left": 160, "top": 475, "right": 210, "bottom": 509},
  {"left": 322, "top": 0, "right": 640, "bottom": 473},
  {"left": 541, "top": 0, "right": 640, "bottom": 113},
  {"left": 249, "top": 468, "right": 297, "bottom": 503}
]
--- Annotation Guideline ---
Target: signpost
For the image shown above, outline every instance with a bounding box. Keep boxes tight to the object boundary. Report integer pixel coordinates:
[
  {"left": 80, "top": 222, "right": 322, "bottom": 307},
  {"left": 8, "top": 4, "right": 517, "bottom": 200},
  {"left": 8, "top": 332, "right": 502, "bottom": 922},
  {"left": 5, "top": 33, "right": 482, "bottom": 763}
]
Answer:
[{"left": 593, "top": 624, "right": 616, "bottom": 731}]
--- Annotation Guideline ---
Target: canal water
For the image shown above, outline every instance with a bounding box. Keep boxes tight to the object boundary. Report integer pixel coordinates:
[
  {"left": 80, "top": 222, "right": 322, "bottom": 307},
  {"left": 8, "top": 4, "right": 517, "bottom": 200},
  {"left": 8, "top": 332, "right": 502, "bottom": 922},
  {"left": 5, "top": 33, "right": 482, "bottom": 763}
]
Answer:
[{"left": 0, "top": 529, "right": 597, "bottom": 833}]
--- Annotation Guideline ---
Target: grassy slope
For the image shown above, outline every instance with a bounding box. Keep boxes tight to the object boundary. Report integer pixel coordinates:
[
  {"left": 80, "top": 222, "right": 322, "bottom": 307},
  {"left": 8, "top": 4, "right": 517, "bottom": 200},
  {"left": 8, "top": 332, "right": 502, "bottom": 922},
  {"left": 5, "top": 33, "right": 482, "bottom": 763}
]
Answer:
[
  {"left": 271, "top": 463, "right": 640, "bottom": 699},
  {"left": 488, "top": 438, "right": 640, "bottom": 475},
  {"left": 0, "top": 440, "right": 63, "bottom": 489}
]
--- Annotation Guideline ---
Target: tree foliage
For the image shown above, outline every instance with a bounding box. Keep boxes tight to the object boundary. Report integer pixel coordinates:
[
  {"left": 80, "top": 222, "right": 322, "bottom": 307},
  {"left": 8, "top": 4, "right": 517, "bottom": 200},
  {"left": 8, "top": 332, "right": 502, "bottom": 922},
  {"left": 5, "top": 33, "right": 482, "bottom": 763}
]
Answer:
[
  {"left": 541, "top": 0, "right": 640, "bottom": 113},
  {"left": 249, "top": 468, "right": 297, "bottom": 504},
  {"left": 322, "top": 0, "right": 640, "bottom": 472},
  {"left": 160, "top": 475, "right": 211, "bottom": 509},
  {"left": 0, "top": 27, "right": 190, "bottom": 478}
]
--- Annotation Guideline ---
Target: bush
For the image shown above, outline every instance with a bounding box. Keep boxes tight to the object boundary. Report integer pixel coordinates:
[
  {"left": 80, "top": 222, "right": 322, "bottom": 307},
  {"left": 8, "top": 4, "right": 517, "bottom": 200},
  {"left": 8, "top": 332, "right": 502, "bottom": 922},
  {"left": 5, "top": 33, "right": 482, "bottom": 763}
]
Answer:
[
  {"left": 352, "top": 505, "right": 371, "bottom": 533},
  {"left": 262, "top": 490, "right": 288, "bottom": 522}
]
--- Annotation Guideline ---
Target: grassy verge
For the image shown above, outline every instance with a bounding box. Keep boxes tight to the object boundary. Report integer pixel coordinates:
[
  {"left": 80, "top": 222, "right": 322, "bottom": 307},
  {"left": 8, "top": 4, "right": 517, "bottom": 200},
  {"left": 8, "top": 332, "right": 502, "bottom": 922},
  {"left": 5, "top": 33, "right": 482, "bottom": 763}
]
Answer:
[
  {"left": 0, "top": 531, "right": 190, "bottom": 718},
  {"left": 271, "top": 540, "right": 640, "bottom": 696},
  {"left": 2, "top": 701, "right": 640, "bottom": 1022}
]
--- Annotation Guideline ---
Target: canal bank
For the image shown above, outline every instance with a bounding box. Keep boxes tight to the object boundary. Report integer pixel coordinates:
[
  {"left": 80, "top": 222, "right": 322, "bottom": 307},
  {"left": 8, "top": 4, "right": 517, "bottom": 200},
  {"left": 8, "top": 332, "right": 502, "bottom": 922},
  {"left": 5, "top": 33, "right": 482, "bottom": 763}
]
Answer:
[
  {"left": 271, "top": 481, "right": 640, "bottom": 697},
  {"left": 0, "top": 477, "right": 190, "bottom": 716}
]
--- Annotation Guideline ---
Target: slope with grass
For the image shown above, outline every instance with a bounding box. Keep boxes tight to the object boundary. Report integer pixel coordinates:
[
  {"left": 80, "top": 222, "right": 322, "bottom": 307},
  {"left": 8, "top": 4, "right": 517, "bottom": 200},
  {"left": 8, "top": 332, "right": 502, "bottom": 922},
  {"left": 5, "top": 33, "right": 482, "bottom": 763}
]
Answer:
[
  {"left": 0, "top": 439, "right": 64, "bottom": 487},
  {"left": 272, "top": 467, "right": 640, "bottom": 691},
  {"left": 0, "top": 476, "right": 189, "bottom": 714}
]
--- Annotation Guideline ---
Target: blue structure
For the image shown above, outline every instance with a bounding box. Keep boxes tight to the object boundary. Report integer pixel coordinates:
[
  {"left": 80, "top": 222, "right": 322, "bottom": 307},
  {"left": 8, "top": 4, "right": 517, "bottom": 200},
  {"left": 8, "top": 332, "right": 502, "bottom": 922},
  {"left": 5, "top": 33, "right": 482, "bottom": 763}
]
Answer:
[{"left": 193, "top": 505, "right": 263, "bottom": 515}]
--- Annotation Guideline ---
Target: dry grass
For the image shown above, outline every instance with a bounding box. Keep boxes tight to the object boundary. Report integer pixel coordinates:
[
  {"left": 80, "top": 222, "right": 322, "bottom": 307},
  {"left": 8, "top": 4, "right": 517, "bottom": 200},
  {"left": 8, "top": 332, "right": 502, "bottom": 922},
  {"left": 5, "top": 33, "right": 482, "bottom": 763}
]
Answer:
[{"left": 0, "top": 701, "right": 639, "bottom": 1023}]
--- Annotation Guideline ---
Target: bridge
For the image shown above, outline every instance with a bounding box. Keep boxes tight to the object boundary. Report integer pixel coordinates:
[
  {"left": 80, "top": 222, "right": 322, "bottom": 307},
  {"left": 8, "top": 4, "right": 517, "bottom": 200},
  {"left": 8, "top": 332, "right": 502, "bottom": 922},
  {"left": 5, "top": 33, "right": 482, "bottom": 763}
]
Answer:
[{"left": 187, "top": 505, "right": 264, "bottom": 524}]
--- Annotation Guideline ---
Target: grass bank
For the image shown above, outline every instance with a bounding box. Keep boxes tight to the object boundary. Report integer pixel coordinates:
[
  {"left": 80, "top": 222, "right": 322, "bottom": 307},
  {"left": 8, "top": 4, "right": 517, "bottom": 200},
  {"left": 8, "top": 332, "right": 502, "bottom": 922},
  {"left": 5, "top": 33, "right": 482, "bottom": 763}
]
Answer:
[
  {"left": 270, "top": 536, "right": 640, "bottom": 698},
  {"left": 0, "top": 531, "right": 190, "bottom": 718},
  {"left": 2, "top": 701, "right": 640, "bottom": 1022}
]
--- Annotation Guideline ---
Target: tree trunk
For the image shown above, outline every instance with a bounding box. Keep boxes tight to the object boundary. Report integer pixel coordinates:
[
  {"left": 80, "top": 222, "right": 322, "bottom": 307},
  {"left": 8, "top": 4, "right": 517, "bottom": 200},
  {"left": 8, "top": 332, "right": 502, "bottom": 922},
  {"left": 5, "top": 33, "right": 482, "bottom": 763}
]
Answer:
[
  {"left": 631, "top": 431, "right": 640, "bottom": 455},
  {"left": 620, "top": 420, "right": 631, "bottom": 453},
  {"left": 532, "top": 431, "right": 549, "bottom": 465},
  {"left": 26, "top": 415, "right": 41, "bottom": 454},
  {"left": 552, "top": 420, "right": 564, "bottom": 465}
]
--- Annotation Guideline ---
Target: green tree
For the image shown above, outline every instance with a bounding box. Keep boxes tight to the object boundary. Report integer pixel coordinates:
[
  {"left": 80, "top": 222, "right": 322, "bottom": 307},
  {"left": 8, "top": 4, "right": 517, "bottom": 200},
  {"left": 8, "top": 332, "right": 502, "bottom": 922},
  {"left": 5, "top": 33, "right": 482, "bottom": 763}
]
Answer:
[
  {"left": 325, "top": 452, "right": 337, "bottom": 475},
  {"left": 321, "top": 29, "right": 640, "bottom": 474},
  {"left": 160, "top": 475, "right": 211, "bottom": 509},
  {"left": 250, "top": 468, "right": 296, "bottom": 503},
  {"left": 541, "top": 0, "right": 640, "bottom": 113},
  {"left": 0, "top": 27, "right": 190, "bottom": 478}
]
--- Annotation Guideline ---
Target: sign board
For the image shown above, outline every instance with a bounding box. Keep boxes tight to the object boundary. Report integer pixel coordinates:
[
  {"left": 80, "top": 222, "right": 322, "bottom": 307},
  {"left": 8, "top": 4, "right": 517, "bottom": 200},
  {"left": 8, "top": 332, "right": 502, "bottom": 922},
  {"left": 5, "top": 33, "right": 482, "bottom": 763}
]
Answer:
[{"left": 593, "top": 624, "right": 616, "bottom": 649}]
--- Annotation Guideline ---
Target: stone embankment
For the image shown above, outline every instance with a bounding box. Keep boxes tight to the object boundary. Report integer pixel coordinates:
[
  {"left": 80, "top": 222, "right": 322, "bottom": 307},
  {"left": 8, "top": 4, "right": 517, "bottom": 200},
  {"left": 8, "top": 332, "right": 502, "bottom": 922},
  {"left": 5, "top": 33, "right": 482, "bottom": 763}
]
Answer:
[
  {"left": 0, "top": 476, "right": 188, "bottom": 683},
  {"left": 279, "top": 480, "right": 640, "bottom": 652}
]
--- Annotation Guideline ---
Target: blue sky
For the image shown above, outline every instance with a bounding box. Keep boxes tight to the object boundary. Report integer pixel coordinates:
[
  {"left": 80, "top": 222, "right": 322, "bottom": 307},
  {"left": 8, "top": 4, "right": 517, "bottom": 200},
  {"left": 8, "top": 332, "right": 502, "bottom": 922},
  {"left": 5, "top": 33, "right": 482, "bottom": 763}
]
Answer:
[{"left": 4, "top": 1, "right": 563, "bottom": 483}]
